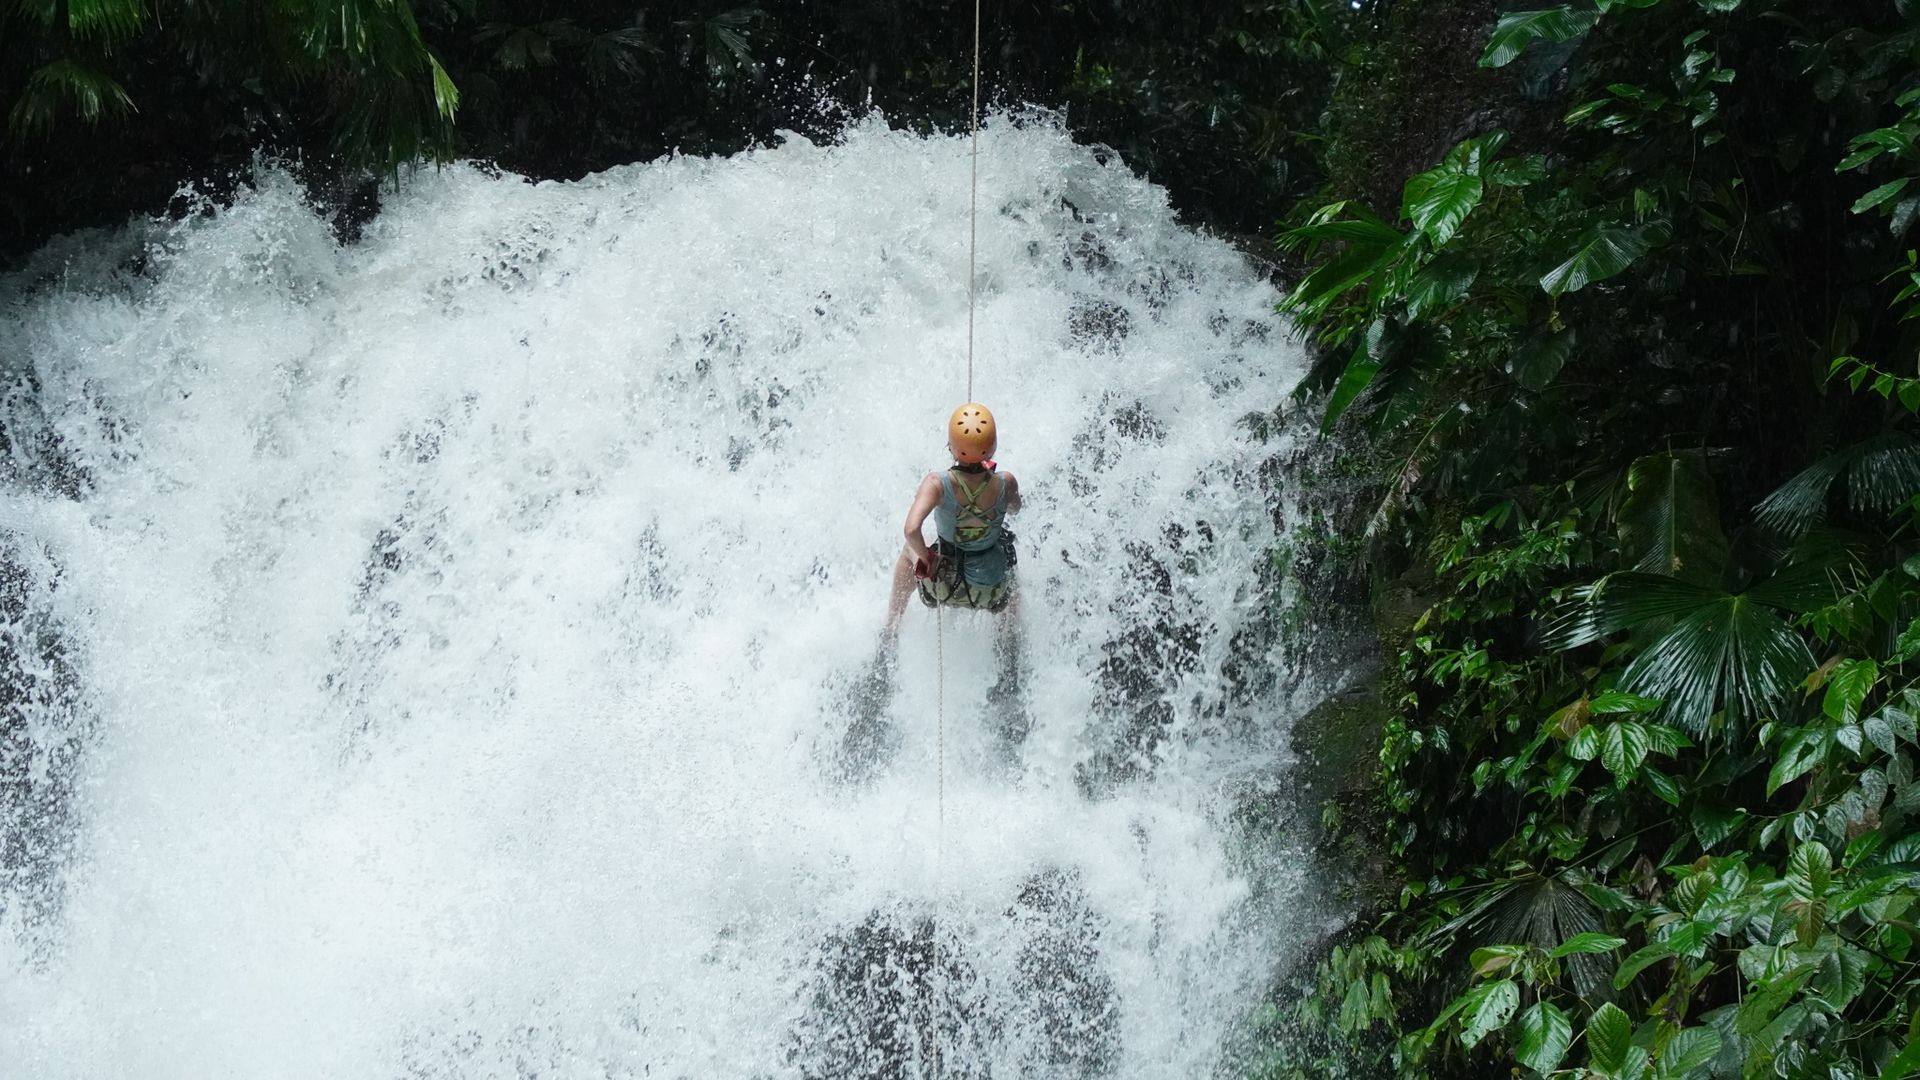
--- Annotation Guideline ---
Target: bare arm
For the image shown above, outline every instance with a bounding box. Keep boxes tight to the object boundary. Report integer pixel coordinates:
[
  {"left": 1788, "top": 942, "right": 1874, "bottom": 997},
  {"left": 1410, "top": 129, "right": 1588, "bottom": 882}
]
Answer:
[
  {"left": 902, "top": 473, "right": 942, "bottom": 563},
  {"left": 1002, "top": 472, "right": 1021, "bottom": 515}
]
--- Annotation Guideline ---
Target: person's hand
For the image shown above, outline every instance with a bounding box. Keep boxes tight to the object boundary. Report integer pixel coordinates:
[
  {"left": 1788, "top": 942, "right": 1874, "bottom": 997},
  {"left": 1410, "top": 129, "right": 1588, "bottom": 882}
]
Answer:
[{"left": 914, "top": 551, "right": 940, "bottom": 579}]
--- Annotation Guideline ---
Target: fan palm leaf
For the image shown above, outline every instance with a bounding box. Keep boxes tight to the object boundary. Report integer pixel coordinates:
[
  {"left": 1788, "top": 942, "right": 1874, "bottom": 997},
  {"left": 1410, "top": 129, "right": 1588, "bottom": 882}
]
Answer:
[
  {"left": 1755, "top": 431, "right": 1920, "bottom": 537},
  {"left": 1544, "top": 573, "right": 1816, "bottom": 734}
]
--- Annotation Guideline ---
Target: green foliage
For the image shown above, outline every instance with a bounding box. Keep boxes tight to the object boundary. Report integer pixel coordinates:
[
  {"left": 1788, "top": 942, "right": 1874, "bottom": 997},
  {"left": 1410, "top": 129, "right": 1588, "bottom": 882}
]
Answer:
[
  {"left": 1268, "top": 0, "right": 1920, "bottom": 1076},
  {"left": 4, "top": 0, "right": 1345, "bottom": 261}
]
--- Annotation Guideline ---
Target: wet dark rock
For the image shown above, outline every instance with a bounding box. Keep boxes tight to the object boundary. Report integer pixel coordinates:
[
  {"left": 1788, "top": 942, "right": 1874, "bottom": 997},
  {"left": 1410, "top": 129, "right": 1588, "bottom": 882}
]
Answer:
[
  {"left": 1065, "top": 396, "right": 1166, "bottom": 498},
  {"left": 790, "top": 911, "right": 984, "bottom": 1080},
  {"left": 1067, "top": 298, "right": 1131, "bottom": 352},
  {"left": 0, "top": 538, "right": 88, "bottom": 954},
  {"left": 790, "top": 871, "right": 1119, "bottom": 1080},
  {"left": 1003, "top": 870, "right": 1119, "bottom": 1078},
  {"left": 0, "top": 373, "right": 92, "bottom": 500},
  {"left": 1075, "top": 539, "right": 1204, "bottom": 797},
  {"left": 828, "top": 643, "right": 901, "bottom": 786}
]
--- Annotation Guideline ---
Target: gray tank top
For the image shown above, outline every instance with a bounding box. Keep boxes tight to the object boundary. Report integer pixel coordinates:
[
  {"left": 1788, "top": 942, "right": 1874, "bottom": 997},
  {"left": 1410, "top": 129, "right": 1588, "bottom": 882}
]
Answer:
[{"left": 933, "top": 469, "right": 1010, "bottom": 587}]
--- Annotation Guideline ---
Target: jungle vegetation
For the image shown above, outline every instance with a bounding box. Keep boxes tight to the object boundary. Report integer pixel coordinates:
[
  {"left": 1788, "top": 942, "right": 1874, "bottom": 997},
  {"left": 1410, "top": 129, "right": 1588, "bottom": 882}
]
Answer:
[
  {"left": 1256, "top": 0, "right": 1920, "bottom": 1077},
  {"left": 0, "top": 0, "right": 1338, "bottom": 260}
]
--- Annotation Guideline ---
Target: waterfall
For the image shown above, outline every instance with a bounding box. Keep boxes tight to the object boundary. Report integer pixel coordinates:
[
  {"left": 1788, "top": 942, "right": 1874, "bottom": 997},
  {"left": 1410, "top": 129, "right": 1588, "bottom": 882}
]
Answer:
[{"left": 0, "top": 117, "right": 1332, "bottom": 1078}]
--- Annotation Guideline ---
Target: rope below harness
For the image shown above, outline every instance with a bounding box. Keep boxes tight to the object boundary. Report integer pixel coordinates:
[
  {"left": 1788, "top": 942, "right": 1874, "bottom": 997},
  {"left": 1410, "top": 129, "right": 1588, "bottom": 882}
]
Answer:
[{"left": 934, "top": 3, "right": 983, "bottom": 1076}]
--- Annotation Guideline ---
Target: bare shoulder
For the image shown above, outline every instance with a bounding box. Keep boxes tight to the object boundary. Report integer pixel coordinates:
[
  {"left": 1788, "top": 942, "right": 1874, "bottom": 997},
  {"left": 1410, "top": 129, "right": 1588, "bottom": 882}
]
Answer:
[{"left": 1000, "top": 471, "right": 1019, "bottom": 490}]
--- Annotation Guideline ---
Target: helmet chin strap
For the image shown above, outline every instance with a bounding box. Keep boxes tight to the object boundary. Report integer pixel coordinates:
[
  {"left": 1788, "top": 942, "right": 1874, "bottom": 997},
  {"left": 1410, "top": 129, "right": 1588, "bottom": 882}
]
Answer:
[{"left": 952, "top": 460, "right": 994, "bottom": 474}]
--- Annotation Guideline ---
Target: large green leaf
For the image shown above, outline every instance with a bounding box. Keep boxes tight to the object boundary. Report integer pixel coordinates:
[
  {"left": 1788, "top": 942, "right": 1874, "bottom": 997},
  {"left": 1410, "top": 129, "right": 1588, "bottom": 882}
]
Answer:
[
  {"left": 7, "top": 59, "right": 136, "bottom": 137},
  {"left": 1601, "top": 721, "right": 1652, "bottom": 781},
  {"left": 1619, "top": 593, "right": 1817, "bottom": 734},
  {"left": 1458, "top": 979, "right": 1520, "bottom": 1048},
  {"left": 1587, "top": 1002, "right": 1634, "bottom": 1074},
  {"left": 1658, "top": 1026, "right": 1722, "bottom": 1077},
  {"left": 1403, "top": 254, "right": 1480, "bottom": 319},
  {"left": 1550, "top": 932, "right": 1627, "bottom": 957},
  {"left": 1614, "top": 937, "right": 1676, "bottom": 988},
  {"left": 1443, "top": 129, "right": 1511, "bottom": 175},
  {"left": 1767, "top": 723, "right": 1833, "bottom": 795},
  {"left": 1480, "top": 7, "right": 1601, "bottom": 68},
  {"left": 1786, "top": 841, "right": 1833, "bottom": 903},
  {"left": 1320, "top": 339, "right": 1380, "bottom": 433},
  {"left": 1515, "top": 1001, "right": 1573, "bottom": 1073},
  {"left": 1508, "top": 328, "right": 1576, "bottom": 390},
  {"left": 1853, "top": 177, "right": 1912, "bottom": 215},
  {"left": 1540, "top": 221, "right": 1668, "bottom": 296},
  {"left": 1283, "top": 235, "right": 1406, "bottom": 320},
  {"left": 1404, "top": 168, "right": 1484, "bottom": 245},
  {"left": 66, "top": 0, "right": 146, "bottom": 39},
  {"left": 1822, "top": 659, "right": 1878, "bottom": 724},
  {"left": 1618, "top": 451, "right": 1729, "bottom": 586}
]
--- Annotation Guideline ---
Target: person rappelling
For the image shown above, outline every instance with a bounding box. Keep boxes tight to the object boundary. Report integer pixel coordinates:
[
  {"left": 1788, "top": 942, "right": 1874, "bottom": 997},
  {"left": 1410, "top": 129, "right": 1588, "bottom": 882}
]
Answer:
[
  {"left": 835, "top": 403, "right": 1027, "bottom": 781},
  {"left": 884, "top": 402, "right": 1021, "bottom": 631}
]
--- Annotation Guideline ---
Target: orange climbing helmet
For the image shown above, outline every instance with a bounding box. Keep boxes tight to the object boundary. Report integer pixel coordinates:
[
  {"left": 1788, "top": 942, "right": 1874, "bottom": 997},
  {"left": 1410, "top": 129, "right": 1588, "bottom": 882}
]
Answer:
[{"left": 947, "top": 403, "right": 997, "bottom": 464}]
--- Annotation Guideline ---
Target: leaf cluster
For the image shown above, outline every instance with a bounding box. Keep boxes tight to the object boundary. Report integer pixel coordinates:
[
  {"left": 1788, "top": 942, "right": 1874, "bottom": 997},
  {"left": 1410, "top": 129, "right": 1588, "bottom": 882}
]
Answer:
[{"left": 1257, "top": 1, "right": 1920, "bottom": 1077}]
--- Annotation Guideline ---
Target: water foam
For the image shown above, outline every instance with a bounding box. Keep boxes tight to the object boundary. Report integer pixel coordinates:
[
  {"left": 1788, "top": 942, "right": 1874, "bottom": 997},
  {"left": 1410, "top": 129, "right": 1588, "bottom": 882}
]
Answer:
[{"left": 1, "top": 117, "right": 1317, "bottom": 1078}]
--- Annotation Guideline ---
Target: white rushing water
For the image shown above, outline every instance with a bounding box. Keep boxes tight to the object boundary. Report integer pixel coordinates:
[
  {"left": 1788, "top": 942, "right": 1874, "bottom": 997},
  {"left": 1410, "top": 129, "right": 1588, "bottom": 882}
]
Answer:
[{"left": 0, "top": 117, "right": 1321, "bottom": 1078}]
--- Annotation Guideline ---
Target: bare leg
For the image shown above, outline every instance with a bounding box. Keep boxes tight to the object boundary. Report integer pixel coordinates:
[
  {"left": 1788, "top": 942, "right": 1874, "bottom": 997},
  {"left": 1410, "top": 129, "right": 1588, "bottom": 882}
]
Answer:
[{"left": 883, "top": 548, "right": 918, "bottom": 644}]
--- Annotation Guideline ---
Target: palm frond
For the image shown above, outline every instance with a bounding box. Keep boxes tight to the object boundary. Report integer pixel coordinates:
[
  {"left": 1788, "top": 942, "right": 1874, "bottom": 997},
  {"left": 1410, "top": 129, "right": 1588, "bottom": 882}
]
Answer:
[
  {"left": 1541, "top": 572, "right": 1723, "bottom": 650},
  {"left": 7, "top": 59, "right": 135, "bottom": 139},
  {"left": 65, "top": 0, "right": 144, "bottom": 39},
  {"left": 1846, "top": 432, "right": 1920, "bottom": 515},
  {"left": 1757, "top": 432, "right": 1920, "bottom": 536},
  {"left": 1620, "top": 595, "right": 1814, "bottom": 734}
]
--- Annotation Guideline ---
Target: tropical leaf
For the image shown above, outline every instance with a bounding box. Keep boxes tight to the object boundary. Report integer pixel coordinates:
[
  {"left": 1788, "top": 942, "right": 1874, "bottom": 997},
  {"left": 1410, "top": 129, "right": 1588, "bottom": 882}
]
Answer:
[
  {"left": 1540, "top": 220, "right": 1669, "bottom": 296},
  {"left": 1550, "top": 932, "right": 1627, "bottom": 957},
  {"left": 1489, "top": 153, "right": 1548, "bottom": 187},
  {"left": 6, "top": 59, "right": 136, "bottom": 138},
  {"left": 1853, "top": 177, "right": 1912, "bottom": 215},
  {"left": 1480, "top": 7, "right": 1601, "bottom": 69},
  {"left": 1786, "top": 841, "right": 1833, "bottom": 903},
  {"left": 1846, "top": 433, "right": 1920, "bottom": 514},
  {"left": 1508, "top": 328, "right": 1576, "bottom": 390},
  {"left": 1404, "top": 167, "right": 1484, "bottom": 245},
  {"left": 1283, "top": 237, "right": 1405, "bottom": 320},
  {"left": 1541, "top": 572, "right": 1724, "bottom": 651},
  {"left": 1458, "top": 979, "right": 1520, "bottom": 1048},
  {"left": 1320, "top": 340, "right": 1380, "bottom": 433},
  {"left": 1614, "top": 938, "right": 1675, "bottom": 988},
  {"left": 1443, "top": 129, "right": 1511, "bottom": 175},
  {"left": 429, "top": 54, "right": 460, "bottom": 121},
  {"left": 1515, "top": 1001, "right": 1573, "bottom": 1073},
  {"left": 1617, "top": 451, "right": 1729, "bottom": 585},
  {"left": 1767, "top": 723, "right": 1833, "bottom": 795},
  {"left": 1658, "top": 1026, "right": 1722, "bottom": 1076},
  {"left": 1591, "top": 690, "right": 1661, "bottom": 713},
  {"left": 1756, "top": 432, "right": 1920, "bottom": 535},
  {"left": 1403, "top": 254, "right": 1480, "bottom": 319},
  {"left": 1587, "top": 1002, "right": 1634, "bottom": 1074},
  {"left": 66, "top": 0, "right": 145, "bottom": 39},
  {"left": 1621, "top": 593, "right": 1816, "bottom": 733},
  {"left": 1600, "top": 721, "right": 1652, "bottom": 780}
]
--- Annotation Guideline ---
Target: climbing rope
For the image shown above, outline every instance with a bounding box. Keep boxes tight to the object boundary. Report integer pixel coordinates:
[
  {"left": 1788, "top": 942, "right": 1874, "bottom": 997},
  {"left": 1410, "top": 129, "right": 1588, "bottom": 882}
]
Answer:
[
  {"left": 933, "top": 605, "right": 946, "bottom": 1080},
  {"left": 935, "top": 4, "right": 982, "bottom": 1076},
  {"left": 965, "top": 0, "right": 982, "bottom": 403}
]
